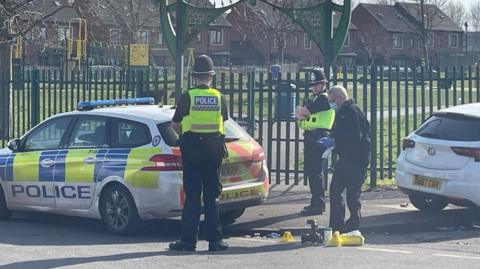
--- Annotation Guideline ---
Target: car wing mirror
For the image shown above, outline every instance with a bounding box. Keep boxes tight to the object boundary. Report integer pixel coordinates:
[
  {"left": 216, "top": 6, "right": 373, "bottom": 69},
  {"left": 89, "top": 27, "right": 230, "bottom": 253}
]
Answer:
[{"left": 7, "top": 138, "right": 20, "bottom": 152}]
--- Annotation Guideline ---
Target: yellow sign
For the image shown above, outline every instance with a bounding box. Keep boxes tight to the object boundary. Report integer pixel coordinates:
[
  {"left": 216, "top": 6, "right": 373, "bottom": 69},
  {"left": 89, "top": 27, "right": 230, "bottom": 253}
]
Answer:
[{"left": 129, "top": 44, "right": 149, "bottom": 66}]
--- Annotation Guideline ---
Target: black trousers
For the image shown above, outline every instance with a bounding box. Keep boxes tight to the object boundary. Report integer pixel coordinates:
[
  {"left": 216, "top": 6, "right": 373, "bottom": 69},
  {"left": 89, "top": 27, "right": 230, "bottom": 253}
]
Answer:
[
  {"left": 304, "top": 131, "right": 327, "bottom": 210},
  {"left": 329, "top": 158, "right": 367, "bottom": 233},
  {"left": 180, "top": 156, "right": 223, "bottom": 243}
]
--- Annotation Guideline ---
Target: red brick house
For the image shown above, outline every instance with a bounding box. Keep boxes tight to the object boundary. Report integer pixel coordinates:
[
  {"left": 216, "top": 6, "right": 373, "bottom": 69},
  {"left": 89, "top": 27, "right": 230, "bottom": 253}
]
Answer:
[
  {"left": 352, "top": 2, "right": 464, "bottom": 66},
  {"left": 226, "top": 3, "right": 358, "bottom": 68}
]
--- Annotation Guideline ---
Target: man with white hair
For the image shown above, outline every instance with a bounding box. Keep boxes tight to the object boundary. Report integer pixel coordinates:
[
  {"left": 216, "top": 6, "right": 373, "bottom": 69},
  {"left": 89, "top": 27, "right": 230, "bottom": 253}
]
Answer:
[{"left": 319, "top": 85, "right": 371, "bottom": 233}]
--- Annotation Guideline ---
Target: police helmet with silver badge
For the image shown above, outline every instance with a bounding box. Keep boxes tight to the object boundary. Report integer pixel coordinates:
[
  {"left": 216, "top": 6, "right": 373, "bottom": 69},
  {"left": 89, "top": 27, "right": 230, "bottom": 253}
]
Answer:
[
  {"left": 310, "top": 69, "right": 328, "bottom": 85},
  {"left": 193, "top": 54, "right": 216, "bottom": 76}
]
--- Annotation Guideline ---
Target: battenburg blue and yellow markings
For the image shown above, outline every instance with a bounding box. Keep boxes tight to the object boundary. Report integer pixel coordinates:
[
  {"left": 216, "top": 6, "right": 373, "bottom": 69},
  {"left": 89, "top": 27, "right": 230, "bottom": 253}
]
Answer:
[{"left": 0, "top": 147, "right": 162, "bottom": 200}]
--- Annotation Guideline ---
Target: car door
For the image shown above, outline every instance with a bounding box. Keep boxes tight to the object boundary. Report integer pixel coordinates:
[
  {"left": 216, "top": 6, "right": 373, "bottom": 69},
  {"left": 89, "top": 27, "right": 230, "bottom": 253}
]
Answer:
[
  {"left": 55, "top": 116, "right": 109, "bottom": 209},
  {"left": 4, "top": 116, "right": 73, "bottom": 208}
]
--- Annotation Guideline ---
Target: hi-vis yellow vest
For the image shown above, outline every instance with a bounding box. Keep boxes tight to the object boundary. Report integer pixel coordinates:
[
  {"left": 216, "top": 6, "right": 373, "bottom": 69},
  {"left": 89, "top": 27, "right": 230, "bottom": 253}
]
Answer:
[
  {"left": 298, "top": 94, "right": 335, "bottom": 131},
  {"left": 181, "top": 88, "right": 225, "bottom": 134}
]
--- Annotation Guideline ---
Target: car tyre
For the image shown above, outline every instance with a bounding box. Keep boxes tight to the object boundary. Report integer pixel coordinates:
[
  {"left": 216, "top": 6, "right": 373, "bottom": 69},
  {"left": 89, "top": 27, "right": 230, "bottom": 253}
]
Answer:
[
  {"left": 100, "top": 184, "right": 141, "bottom": 235},
  {"left": 409, "top": 194, "right": 448, "bottom": 212},
  {"left": 220, "top": 208, "right": 246, "bottom": 224},
  {"left": 0, "top": 187, "right": 11, "bottom": 220}
]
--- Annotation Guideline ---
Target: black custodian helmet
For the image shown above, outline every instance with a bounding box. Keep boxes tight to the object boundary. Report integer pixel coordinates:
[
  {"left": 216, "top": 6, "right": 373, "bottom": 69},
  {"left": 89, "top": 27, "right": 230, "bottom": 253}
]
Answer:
[
  {"left": 309, "top": 69, "right": 328, "bottom": 84},
  {"left": 193, "top": 54, "right": 215, "bottom": 75}
]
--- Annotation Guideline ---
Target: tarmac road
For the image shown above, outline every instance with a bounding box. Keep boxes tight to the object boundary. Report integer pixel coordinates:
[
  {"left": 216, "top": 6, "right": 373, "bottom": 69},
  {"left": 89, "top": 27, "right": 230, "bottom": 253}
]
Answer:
[{"left": 1, "top": 188, "right": 480, "bottom": 268}]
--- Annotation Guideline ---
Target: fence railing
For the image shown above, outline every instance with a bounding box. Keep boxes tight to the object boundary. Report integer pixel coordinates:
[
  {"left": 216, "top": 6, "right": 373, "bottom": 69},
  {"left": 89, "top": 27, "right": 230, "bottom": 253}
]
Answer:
[{"left": 1, "top": 65, "right": 479, "bottom": 187}]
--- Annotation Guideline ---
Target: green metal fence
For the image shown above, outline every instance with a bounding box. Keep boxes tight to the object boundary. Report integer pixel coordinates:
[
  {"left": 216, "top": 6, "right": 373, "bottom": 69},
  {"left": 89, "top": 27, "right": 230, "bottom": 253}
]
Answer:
[{"left": 1, "top": 65, "right": 479, "bottom": 187}]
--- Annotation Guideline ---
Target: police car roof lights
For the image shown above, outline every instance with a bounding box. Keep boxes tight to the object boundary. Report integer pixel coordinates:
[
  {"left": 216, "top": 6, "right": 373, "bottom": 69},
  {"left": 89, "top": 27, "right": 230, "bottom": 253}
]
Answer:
[{"left": 77, "top": 97, "right": 155, "bottom": 111}]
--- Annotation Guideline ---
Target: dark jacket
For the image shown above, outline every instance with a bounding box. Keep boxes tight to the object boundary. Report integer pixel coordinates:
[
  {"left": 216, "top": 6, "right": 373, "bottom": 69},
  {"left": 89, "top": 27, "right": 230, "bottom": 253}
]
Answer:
[{"left": 332, "top": 99, "right": 371, "bottom": 167}]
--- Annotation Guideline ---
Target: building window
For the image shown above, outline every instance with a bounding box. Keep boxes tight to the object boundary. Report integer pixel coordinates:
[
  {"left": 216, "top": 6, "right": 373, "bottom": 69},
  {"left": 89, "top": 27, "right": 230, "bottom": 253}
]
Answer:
[
  {"left": 392, "top": 58, "right": 407, "bottom": 67},
  {"left": 344, "top": 32, "right": 350, "bottom": 47},
  {"left": 293, "top": 35, "right": 299, "bottom": 48},
  {"left": 110, "top": 29, "right": 120, "bottom": 45},
  {"left": 209, "top": 29, "right": 223, "bottom": 45},
  {"left": 408, "top": 39, "right": 415, "bottom": 49},
  {"left": 427, "top": 35, "right": 434, "bottom": 47},
  {"left": 448, "top": 34, "right": 458, "bottom": 48},
  {"left": 158, "top": 32, "right": 163, "bottom": 45},
  {"left": 136, "top": 30, "right": 148, "bottom": 44},
  {"left": 304, "top": 34, "right": 311, "bottom": 49},
  {"left": 58, "top": 26, "right": 70, "bottom": 42},
  {"left": 273, "top": 34, "right": 286, "bottom": 49},
  {"left": 393, "top": 35, "right": 403, "bottom": 49}
]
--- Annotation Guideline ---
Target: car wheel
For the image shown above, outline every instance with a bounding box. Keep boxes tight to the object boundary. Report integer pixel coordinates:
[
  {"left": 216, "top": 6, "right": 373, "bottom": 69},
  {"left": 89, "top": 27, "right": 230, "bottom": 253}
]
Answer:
[
  {"left": 0, "top": 187, "right": 12, "bottom": 220},
  {"left": 220, "top": 208, "right": 246, "bottom": 224},
  {"left": 409, "top": 194, "right": 448, "bottom": 212},
  {"left": 100, "top": 184, "right": 140, "bottom": 235}
]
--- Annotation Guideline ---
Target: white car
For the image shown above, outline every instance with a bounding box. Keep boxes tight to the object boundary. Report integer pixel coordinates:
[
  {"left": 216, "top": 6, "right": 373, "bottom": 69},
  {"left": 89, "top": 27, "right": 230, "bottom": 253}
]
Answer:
[
  {"left": 0, "top": 98, "right": 269, "bottom": 234},
  {"left": 396, "top": 103, "right": 480, "bottom": 211}
]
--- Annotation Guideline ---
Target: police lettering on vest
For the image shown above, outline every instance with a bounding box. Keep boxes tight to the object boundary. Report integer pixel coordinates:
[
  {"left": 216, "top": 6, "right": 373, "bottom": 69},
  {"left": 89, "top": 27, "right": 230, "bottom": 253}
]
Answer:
[
  {"left": 181, "top": 88, "right": 224, "bottom": 134},
  {"left": 298, "top": 94, "right": 335, "bottom": 131}
]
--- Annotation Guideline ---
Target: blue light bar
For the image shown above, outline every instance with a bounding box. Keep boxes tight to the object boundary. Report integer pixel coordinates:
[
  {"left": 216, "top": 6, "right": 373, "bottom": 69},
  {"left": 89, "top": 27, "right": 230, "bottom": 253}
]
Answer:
[{"left": 77, "top": 97, "right": 155, "bottom": 111}]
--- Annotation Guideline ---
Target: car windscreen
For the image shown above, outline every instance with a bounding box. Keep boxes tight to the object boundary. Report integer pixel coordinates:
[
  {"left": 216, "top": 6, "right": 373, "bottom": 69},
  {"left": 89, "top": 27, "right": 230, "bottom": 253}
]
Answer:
[
  {"left": 157, "top": 119, "right": 249, "bottom": 147},
  {"left": 415, "top": 113, "right": 480, "bottom": 141}
]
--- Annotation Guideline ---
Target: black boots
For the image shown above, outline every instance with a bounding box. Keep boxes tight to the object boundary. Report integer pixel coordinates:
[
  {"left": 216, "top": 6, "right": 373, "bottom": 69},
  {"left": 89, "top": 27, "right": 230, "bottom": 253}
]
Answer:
[
  {"left": 208, "top": 241, "right": 229, "bottom": 252},
  {"left": 168, "top": 240, "right": 229, "bottom": 251},
  {"left": 300, "top": 205, "right": 325, "bottom": 216},
  {"left": 168, "top": 241, "right": 196, "bottom": 251}
]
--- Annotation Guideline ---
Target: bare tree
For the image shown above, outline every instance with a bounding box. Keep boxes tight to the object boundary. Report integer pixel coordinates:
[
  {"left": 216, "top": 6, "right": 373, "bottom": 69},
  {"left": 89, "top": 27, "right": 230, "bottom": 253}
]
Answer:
[
  {"left": 395, "top": 0, "right": 449, "bottom": 68},
  {"left": 81, "top": 0, "right": 158, "bottom": 44},
  {"left": 444, "top": 0, "right": 466, "bottom": 28},
  {"left": 469, "top": 0, "right": 480, "bottom": 31},
  {"left": 0, "top": 0, "right": 77, "bottom": 139},
  {"left": 229, "top": 1, "right": 296, "bottom": 65},
  {"left": 357, "top": 24, "right": 389, "bottom": 66}
]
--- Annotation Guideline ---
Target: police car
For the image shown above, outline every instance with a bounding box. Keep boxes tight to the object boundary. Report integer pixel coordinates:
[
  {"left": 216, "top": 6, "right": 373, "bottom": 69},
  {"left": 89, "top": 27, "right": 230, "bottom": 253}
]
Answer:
[
  {"left": 396, "top": 103, "right": 480, "bottom": 211},
  {"left": 0, "top": 98, "right": 269, "bottom": 234}
]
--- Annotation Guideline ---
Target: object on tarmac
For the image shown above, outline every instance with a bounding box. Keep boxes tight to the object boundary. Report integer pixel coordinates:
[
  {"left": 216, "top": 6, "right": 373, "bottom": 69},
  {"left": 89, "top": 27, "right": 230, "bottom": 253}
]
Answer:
[
  {"left": 340, "top": 230, "right": 365, "bottom": 246},
  {"left": 266, "top": 232, "right": 281, "bottom": 239},
  {"left": 327, "top": 231, "right": 342, "bottom": 247},
  {"left": 281, "top": 231, "right": 295, "bottom": 243},
  {"left": 323, "top": 227, "right": 333, "bottom": 244},
  {"left": 400, "top": 203, "right": 409, "bottom": 208},
  {"left": 300, "top": 219, "right": 324, "bottom": 244},
  {"left": 327, "top": 230, "right": 365, "bottom": 247}
]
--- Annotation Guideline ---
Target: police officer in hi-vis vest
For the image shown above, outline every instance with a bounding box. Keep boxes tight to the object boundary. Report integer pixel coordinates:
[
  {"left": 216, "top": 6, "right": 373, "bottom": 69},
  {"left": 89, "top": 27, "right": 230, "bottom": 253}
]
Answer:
[
  {"left": 295, "top": 69, "right": 335, "bottom": 216},
  {"left": 169, "top": 55, "right": 229, "bottom": 252}
]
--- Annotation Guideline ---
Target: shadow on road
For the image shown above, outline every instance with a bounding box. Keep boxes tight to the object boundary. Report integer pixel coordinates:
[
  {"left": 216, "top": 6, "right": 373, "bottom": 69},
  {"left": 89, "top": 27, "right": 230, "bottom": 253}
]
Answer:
[{"left": 1, "top": 243, "right": 309, "bottom": 269}]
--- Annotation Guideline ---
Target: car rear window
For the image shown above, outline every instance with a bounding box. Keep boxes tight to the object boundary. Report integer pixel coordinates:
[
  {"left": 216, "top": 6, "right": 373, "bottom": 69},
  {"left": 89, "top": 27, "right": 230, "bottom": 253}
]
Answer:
[
  {"left": 157, "top": 119, "right": 250, "bottom": 147},
  {"left": 415, "top": 113, "right": 480, "bottom": 141}
]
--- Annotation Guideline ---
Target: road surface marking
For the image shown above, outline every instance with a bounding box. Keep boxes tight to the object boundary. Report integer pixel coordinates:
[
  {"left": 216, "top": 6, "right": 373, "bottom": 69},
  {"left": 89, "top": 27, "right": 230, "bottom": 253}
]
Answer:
[
  {"left": 432, "top": 254, "right": 480, "bottom": 260},
  {"left": 359, "top": 247, "right": 412, "bottom": 254}
]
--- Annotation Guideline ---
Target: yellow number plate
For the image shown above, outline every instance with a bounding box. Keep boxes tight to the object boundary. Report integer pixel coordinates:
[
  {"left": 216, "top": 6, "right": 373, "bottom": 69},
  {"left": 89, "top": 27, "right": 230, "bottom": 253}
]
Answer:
[
  {"left": 413, "top": 176, "right": 442, "bottom": 190},
  {"left": 221, "top": 164, "right": 241, "bottom": 177}
]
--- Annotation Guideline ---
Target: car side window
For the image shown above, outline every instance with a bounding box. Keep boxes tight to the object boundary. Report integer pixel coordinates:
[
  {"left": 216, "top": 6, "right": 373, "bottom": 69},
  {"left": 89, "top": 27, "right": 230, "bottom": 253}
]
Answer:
[
  {"left": 68, "top": 117, "right": 109, "bottom": 148},
  {"left": 112, "top": 118, "right": 151, "bottom": 148},
  {"left": 24, "top": 117, "right": 71, "bottom": 151}
]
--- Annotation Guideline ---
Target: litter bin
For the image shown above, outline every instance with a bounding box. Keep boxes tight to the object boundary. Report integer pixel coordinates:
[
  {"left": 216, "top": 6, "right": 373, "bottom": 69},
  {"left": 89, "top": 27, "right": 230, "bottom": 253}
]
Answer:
[{"left": 275, "top": 82, "right": 296, "bottom": 121}]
